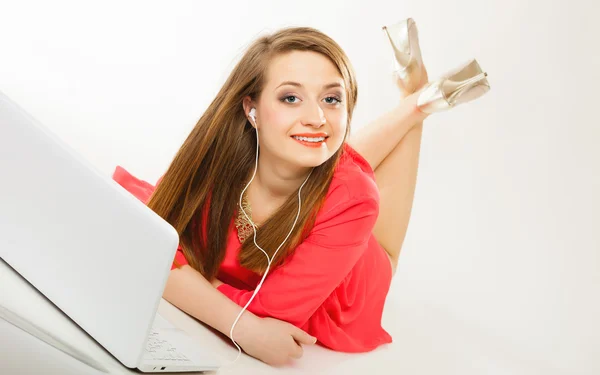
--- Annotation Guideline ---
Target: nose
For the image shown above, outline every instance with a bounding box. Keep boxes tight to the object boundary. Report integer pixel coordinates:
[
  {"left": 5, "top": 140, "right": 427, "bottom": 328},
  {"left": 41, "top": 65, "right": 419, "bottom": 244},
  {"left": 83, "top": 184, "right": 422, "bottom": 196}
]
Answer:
[{"left": 301, "top": 103, "right": 326, "bottom": 128}]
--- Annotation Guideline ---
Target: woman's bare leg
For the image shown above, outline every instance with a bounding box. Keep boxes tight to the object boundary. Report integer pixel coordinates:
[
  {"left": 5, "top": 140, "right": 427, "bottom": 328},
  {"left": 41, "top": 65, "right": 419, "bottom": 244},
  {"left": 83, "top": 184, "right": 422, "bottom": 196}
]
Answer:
[
  {"left": 348, "top": 48, "right": 430, "bottom": 273},
  {"left": 348, "top": 99, "right": 423, "bottom": 171},
  {"left": 348, "top": 92, "right": 428, "bottom": 275},
  {"left": 373, "top": 120, "right": 424, "bottom": 274},
  {"left": 348, "top": 58, "right": 429, "bottom": 171}
]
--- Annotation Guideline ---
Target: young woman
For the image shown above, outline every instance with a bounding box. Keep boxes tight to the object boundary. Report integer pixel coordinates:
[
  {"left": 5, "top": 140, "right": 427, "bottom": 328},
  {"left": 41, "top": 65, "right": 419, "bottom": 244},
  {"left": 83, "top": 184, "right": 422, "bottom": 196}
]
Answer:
[{"left": 113, "top": 20, "right": 489, "bottom": 366}]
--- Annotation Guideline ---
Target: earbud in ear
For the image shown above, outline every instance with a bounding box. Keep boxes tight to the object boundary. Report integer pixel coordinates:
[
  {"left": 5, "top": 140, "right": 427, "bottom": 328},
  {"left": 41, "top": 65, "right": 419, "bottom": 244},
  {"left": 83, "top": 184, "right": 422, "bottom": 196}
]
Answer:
[{"left": 249, "top": 108, "right": 256, "bottom": 122}]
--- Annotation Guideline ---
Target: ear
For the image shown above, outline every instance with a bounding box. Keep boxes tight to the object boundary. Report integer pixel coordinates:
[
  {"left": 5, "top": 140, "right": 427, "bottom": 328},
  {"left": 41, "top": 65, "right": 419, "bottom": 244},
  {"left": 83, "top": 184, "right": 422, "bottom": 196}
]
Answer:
[{"left": 242, "top": 96, "right": 256, "bottom": 128}]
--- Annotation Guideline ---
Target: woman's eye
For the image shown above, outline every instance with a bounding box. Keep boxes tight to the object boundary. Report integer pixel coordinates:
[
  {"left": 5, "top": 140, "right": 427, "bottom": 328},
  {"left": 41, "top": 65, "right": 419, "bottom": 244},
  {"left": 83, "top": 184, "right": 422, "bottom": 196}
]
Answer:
[
  {"left": 324, "top": 96, "right": 342, "bottom": 105},
  {"left": 282, "top": 95, "right": 299, "bottom": 103},
  {"left": 281, "top": 95, "right": 342, "bottom": 105}
]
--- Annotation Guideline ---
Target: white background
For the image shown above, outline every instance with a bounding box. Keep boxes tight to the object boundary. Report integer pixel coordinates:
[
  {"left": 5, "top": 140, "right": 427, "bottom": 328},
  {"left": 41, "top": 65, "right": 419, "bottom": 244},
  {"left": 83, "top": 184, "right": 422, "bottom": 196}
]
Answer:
[{"left": 0, "top": 0, "right": 598, "bottom": 373}]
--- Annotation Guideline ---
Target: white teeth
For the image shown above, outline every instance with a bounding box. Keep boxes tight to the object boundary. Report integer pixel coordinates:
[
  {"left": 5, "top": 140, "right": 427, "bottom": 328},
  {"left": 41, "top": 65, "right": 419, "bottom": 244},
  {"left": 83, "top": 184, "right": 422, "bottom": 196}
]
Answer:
[{"left": 292, "top": 136, "right": 326, "bottom": 142}]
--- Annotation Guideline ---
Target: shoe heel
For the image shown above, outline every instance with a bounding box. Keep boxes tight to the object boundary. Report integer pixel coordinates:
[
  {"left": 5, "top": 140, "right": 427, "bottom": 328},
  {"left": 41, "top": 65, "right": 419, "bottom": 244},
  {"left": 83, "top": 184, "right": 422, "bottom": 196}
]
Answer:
[
  {"left": 382, "top": 18, "right": 424, "bottom": 94},
  {"left": 417, "top": 59, "right": 490, "bottom": 114}
]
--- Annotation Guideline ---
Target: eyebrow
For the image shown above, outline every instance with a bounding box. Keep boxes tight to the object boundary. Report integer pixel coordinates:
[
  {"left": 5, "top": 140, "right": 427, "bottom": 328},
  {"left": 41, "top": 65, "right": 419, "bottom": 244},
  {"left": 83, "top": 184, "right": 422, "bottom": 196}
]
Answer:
[{"left": 275, "top": 81, "right": 344, "bottom": 90}]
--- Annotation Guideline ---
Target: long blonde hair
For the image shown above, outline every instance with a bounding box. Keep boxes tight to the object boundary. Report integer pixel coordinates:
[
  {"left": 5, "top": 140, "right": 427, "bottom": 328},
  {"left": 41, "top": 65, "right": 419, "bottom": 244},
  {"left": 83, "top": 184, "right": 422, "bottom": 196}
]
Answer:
[{"left": 147, "top": 27, "right": 359, "bottom": 280}]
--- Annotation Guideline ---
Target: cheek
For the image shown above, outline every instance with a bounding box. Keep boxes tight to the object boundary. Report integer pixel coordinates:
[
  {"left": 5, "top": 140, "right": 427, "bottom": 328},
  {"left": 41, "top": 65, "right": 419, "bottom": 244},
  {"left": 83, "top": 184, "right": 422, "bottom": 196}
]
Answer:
[
  {"left": 263, "top": 110, "right": 291, "bottom": 134},
  {"left": 331, "top": 112, "right": 348, "bottom": 136}
]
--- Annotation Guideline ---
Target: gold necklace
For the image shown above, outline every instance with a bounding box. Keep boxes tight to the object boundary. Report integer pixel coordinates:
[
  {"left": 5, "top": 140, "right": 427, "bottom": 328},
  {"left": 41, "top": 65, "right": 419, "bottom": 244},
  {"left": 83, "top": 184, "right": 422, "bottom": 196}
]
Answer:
[{"left": 235, "top": 189, "right": 259, "bottom": 243}]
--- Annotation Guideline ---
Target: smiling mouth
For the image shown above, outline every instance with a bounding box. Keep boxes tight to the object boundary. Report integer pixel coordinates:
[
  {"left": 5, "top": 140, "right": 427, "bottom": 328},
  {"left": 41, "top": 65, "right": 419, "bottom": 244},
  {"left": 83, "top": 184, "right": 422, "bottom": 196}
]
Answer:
[
  {"left": 291, "top": 135, "right": 328, "bottom": 143},
  {"left": 291, "top": 135, "right": 329, "bottom": 148}
]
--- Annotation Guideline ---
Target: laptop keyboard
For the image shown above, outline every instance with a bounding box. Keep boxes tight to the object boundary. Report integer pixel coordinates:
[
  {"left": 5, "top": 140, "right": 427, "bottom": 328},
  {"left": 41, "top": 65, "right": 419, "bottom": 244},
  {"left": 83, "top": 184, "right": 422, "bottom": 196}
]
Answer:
[{"left": 143, "top": 329, "right": 191, "bottom": 362}]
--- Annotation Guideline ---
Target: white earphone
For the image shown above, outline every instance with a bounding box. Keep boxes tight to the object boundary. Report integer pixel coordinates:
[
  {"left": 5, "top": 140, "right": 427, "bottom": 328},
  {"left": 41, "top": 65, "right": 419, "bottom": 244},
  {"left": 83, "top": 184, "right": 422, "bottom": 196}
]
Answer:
[
  {"left": 224, "top": 108, "right": 313, "bottom": 366},
  {"left": 248, "top": 107, "right": 256, "bottom": 123}
]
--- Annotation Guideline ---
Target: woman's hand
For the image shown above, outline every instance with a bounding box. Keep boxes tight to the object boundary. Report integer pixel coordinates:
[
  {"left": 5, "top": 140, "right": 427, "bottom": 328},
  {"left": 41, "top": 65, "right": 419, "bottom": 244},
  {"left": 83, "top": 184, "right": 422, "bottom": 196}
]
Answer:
[
  {"left": 235, "top": 314, "right": 317, "bottom": 366},
  {"left": 210, "top": 279, "right": 317, "bottom": 365}
]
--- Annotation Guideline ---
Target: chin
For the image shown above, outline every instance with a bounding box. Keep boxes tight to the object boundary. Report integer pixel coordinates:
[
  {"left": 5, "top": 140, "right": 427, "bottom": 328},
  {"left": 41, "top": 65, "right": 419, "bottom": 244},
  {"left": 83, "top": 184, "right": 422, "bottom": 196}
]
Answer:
[
  {"left": 285, "top": 137, "right": 342, "bottom": 168},
  {"left": 294, "top": 151, "right": 335, "bottom": 168}
]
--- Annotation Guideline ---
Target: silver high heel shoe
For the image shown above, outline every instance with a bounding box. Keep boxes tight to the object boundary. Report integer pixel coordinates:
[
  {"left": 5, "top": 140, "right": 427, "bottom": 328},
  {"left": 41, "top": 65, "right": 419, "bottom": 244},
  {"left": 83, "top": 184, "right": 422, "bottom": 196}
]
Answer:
[
  {"left": 416, "top": 59, "right": 490, "bottom": 114},
  {"left": 382, "top": 18, "right": 424, "bottom": 94}
]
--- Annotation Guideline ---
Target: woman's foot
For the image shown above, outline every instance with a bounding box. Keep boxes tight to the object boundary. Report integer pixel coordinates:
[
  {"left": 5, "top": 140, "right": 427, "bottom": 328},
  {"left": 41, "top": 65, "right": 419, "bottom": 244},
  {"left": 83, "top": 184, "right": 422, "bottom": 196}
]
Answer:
[
  {"left": 382, "top": 18, "right": 429, "bottom": 98},
  {"left": 416, "top": 59, "right": 490, "bottom": 114}
]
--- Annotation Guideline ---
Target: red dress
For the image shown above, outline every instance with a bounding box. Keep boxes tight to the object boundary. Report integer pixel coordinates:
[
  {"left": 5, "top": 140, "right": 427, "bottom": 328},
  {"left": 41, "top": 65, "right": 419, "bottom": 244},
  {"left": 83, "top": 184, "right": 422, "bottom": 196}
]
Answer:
[{"left": 112, "top": 143, "right": 393, "bottom": 352}]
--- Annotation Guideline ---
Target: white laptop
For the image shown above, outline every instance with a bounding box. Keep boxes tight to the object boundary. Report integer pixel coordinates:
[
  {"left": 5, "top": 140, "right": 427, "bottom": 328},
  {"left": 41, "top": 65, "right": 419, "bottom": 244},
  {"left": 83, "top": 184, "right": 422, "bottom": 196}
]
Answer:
[{"left": 0, "top": 89, "right": 221, "bottom": 373}]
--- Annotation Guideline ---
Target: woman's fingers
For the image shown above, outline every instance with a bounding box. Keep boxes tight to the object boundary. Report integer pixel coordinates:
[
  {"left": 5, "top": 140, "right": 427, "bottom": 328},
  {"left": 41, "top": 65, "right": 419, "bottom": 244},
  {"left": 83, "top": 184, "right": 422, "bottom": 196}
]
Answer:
[
  {"left": 290, "top": 326, "right": 317, "bottom": 346},
  {"left": 289, "top": 341, "right": 304, "bottom": 359}
]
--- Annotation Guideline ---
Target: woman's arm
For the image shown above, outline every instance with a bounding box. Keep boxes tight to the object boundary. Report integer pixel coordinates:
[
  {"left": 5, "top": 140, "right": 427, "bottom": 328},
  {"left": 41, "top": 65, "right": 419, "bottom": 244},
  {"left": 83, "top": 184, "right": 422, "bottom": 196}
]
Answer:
[
  {"left": 163, "top": 265, "right": 250, "bottom": 337},
  {"left": 163, "top": 265, "right": 317, "bottom": 366},
  {"left": 210, "top": 278, "right": 224, "bottom": 288},
  {"left": 216, "top": 193, "right": 379, "bottom": 329},
  {"left": 111, "top": 167, "right": 318, "bottom": 364}
]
